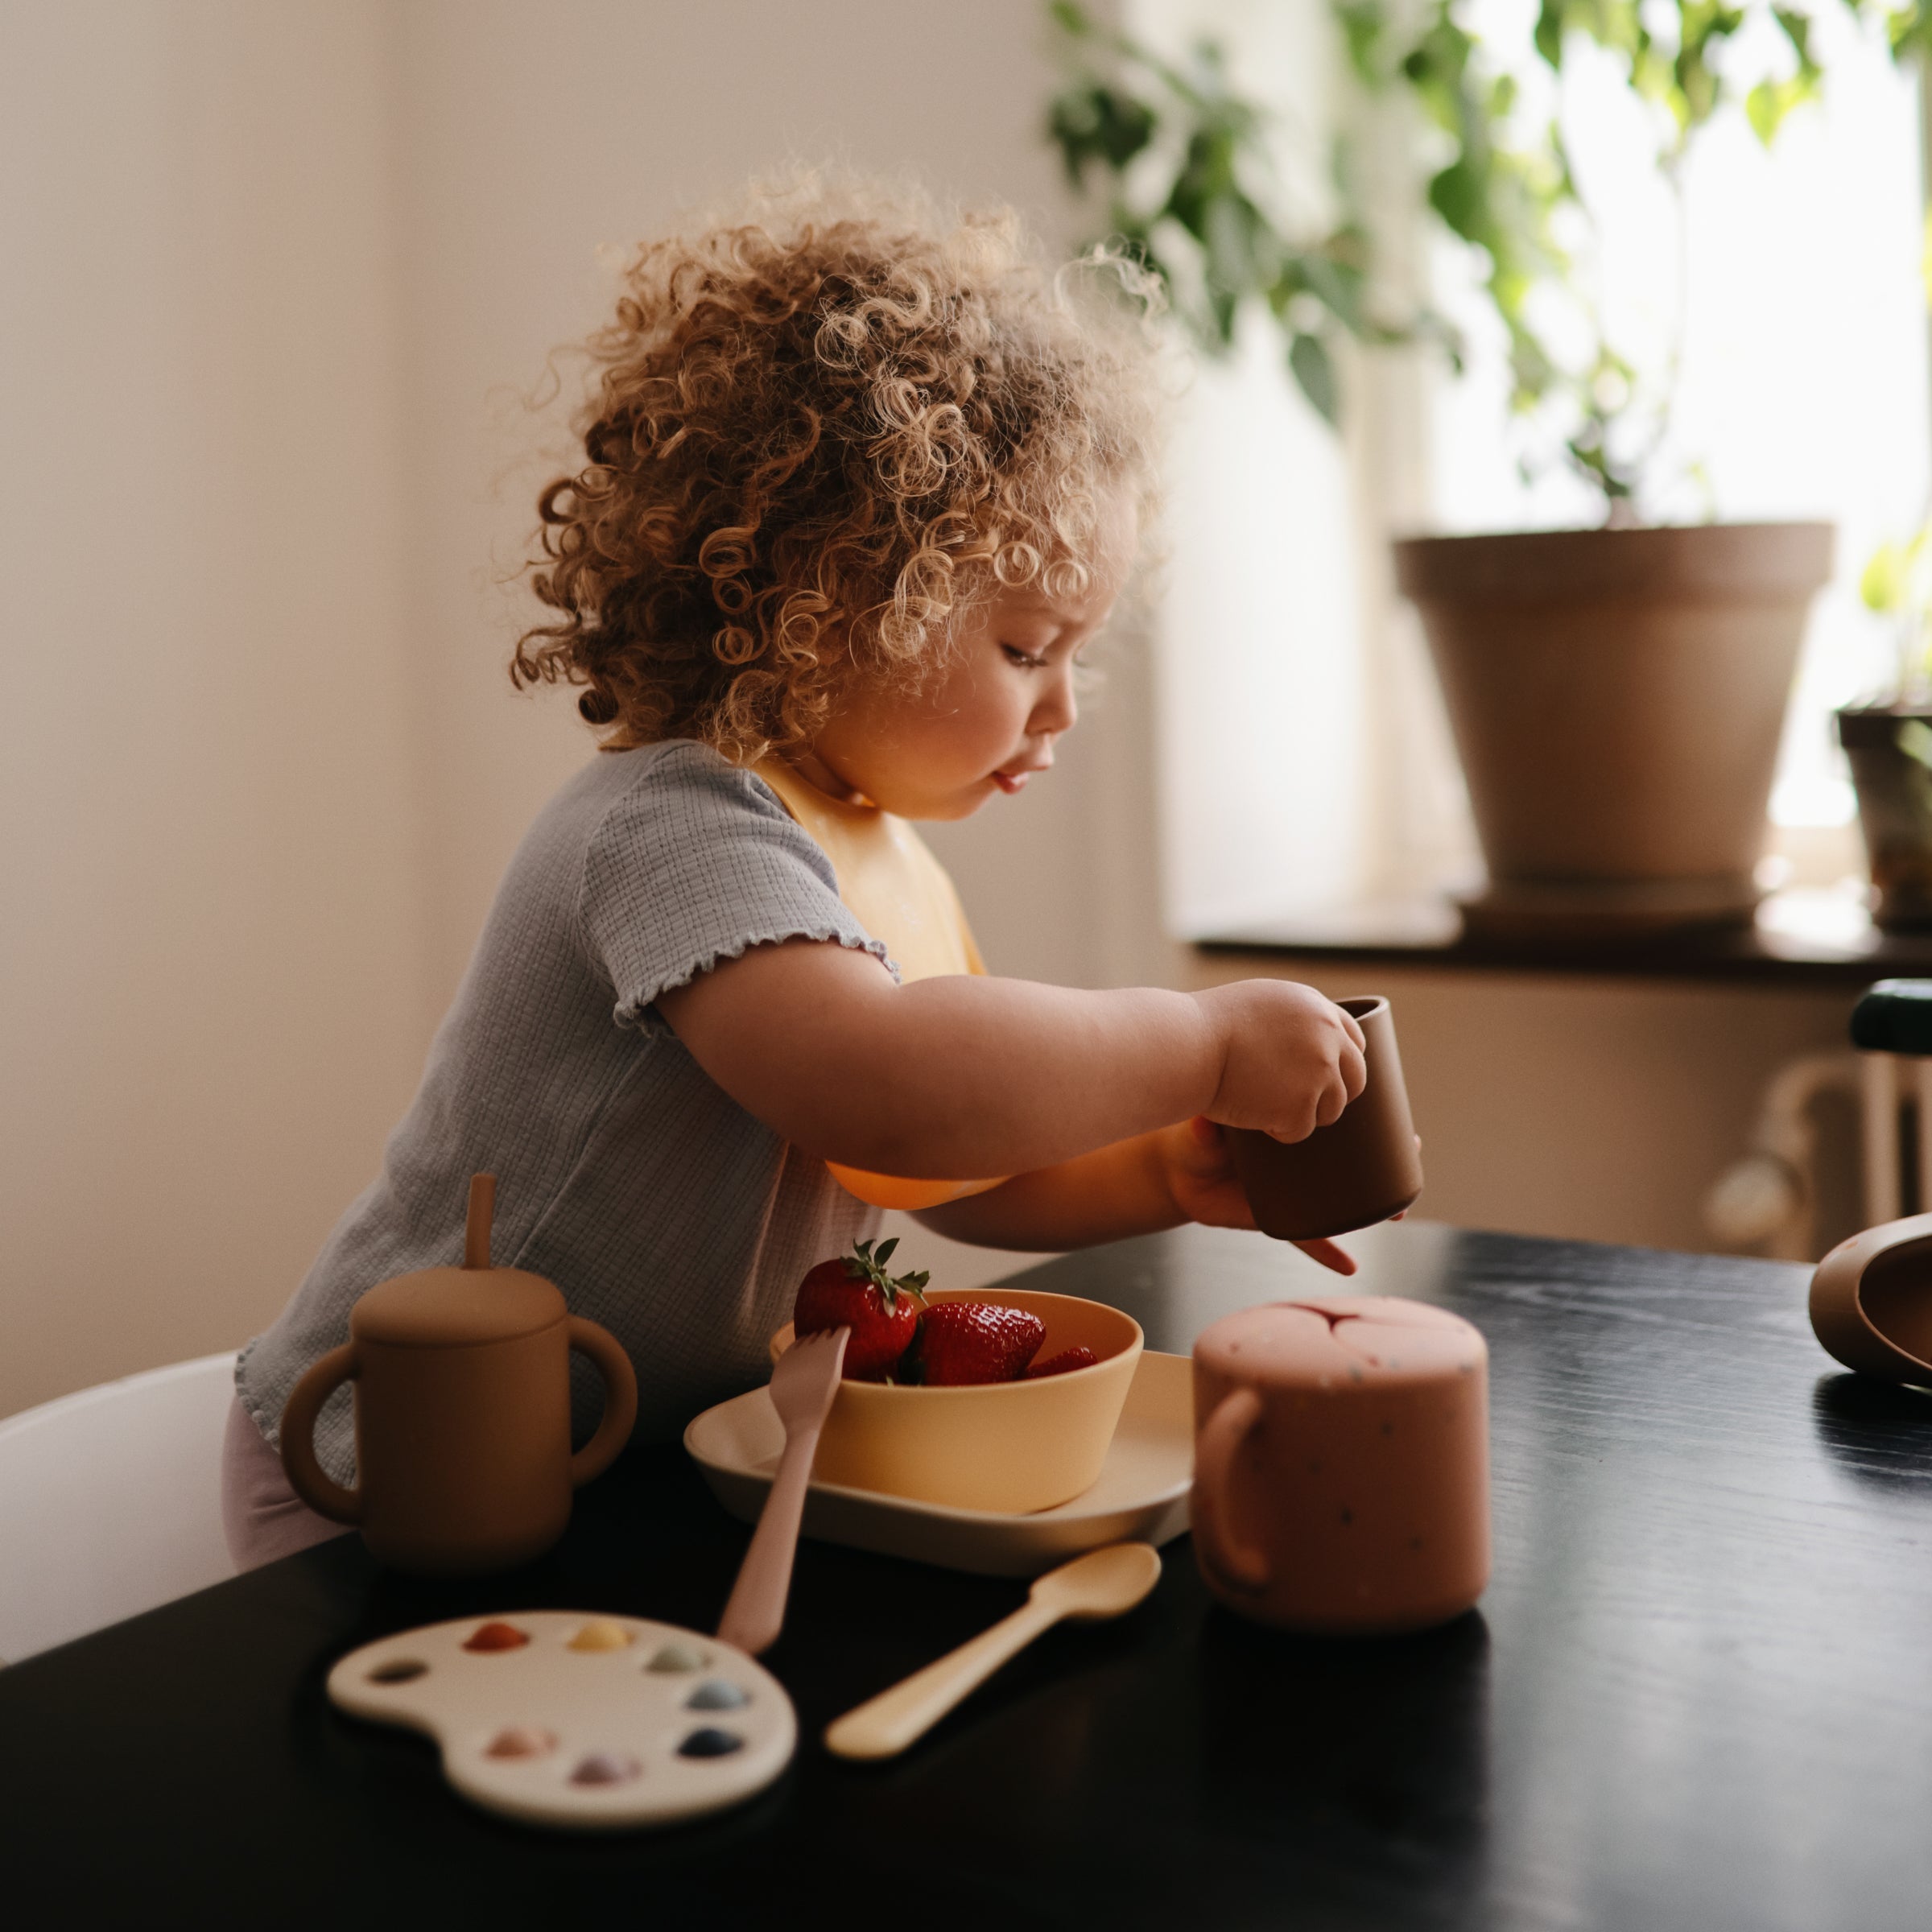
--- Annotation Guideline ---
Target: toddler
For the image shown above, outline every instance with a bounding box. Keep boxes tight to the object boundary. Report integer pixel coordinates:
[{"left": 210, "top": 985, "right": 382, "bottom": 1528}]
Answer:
[{"left": 224, "top": 184, "right": 1365, "bottom": 1568}]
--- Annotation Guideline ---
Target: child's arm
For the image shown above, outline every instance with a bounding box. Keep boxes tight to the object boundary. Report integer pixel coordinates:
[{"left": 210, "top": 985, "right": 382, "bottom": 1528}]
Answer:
[
  {"left": 655, "top": 938, "right": 1364, "bottom": 1183},
  {"left": 909, "top": 1118, "right": 1358, "bottom": 1270}
]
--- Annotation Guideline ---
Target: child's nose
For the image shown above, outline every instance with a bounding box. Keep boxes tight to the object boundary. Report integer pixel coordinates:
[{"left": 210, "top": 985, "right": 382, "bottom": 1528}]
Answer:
[{"left": 1032, "top": 670, "right": 1078, "bottom": 738}]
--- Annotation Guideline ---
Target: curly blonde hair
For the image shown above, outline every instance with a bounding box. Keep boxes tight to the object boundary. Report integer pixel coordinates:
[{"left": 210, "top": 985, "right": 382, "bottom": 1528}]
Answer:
[{"left": 511, "top": 182, "right": 1161, "bottom": 762}]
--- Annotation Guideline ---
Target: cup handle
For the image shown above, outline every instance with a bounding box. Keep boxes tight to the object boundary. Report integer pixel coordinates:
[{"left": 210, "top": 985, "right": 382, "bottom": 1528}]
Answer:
[
  {"left": 566, "top": 1317, "right": 639, "bottom": 1486},
  {"left": 279, "top": 1344, "right": 363, "bottom": 1525},
  {"left": 1191, "top": 1386, "right": 1272, "bottom": 1591}
]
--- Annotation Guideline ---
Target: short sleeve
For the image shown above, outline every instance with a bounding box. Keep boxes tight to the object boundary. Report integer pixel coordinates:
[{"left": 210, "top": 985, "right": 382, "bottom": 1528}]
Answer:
[{"left": 578, "top": 743, "right": 895, "bottom": 1029}]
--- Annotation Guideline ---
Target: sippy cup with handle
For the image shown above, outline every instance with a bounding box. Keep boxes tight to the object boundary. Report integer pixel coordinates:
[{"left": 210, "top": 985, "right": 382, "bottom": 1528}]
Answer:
[{"left": 279, "top": 1174, "right": 638, "bottom": 1575}]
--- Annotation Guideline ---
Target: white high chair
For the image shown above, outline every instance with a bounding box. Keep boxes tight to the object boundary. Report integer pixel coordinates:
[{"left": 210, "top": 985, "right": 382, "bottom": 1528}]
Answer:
[{"left": 0, "top": 1352, "right": 238, "bottom": 1665}]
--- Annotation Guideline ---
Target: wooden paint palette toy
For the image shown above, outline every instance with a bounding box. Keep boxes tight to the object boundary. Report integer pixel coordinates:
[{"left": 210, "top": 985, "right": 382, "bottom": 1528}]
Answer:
[{"left": 326, "top": 1612, "right": 795, "bottom": 1830}]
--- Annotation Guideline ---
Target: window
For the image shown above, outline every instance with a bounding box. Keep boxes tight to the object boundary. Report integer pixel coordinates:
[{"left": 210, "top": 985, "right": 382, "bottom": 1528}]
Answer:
[{"left": 1143, "top": 0, "right": 1929, "bottom": 932}]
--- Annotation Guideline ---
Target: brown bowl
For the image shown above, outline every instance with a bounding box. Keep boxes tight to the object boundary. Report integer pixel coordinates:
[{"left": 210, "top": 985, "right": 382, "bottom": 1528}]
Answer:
[
  {"left": 768, "top": 1287, "right": 1142, "bottom": 1513},
  {"left": 1810, "top": 1212, "right": 1932, "bottom": 1383}
]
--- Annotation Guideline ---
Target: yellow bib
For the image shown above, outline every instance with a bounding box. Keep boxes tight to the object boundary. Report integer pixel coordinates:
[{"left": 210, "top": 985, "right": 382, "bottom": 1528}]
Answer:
[{"left": 754, "top": 759, "right": 1003, "bottom": 1212}]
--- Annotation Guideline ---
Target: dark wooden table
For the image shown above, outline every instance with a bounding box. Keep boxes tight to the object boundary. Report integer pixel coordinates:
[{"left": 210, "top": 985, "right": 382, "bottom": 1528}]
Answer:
[{"left": 5, "top": 1221, "right": 1930, "bottom": 1930}]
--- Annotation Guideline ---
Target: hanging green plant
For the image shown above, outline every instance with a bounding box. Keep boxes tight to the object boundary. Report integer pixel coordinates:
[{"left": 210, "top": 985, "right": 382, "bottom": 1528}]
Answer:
[
  {"left": 1048, "top": 0, "right": 1931, "bottom": 512},
  {"left": 1045, "top": 0, "right": 1443, "bottom": 427}
]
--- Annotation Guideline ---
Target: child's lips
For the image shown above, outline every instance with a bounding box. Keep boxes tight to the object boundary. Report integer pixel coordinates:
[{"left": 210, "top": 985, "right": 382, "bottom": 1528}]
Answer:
[{"left": 992, "top": 762, "right": 1048, "bottom": 795}]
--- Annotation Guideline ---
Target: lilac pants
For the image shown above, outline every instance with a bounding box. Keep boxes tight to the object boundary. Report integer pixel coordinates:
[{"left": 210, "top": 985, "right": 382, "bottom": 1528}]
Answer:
[{"left": 220, "top": 1397, "right": 350, "bottom": 1572}]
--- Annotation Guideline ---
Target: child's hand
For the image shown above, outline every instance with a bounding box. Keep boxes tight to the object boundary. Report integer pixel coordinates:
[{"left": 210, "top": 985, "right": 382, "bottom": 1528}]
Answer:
[
  {"left": 1157, "top": 1117, "right": 1358, "bottom": 1275},
  {"left": 1194, "top": 980, "right": 1367, "bottom": 1141}
]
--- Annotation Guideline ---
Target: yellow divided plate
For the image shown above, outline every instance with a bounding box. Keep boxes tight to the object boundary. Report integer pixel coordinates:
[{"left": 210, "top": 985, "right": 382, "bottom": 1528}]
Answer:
[{"left": 683, "top": 1349, "right": 1193, "bottom": 1579}]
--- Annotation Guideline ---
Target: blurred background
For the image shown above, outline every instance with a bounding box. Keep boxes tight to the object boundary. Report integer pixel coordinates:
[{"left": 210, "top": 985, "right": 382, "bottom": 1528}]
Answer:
[{"left": 4, "top": 0, "right": 1927, "bottom": 1419}]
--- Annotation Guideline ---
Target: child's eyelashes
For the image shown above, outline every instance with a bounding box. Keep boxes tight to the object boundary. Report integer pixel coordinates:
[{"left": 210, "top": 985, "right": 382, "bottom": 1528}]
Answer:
[{"left": 1001, "top": 638, "right": 1100, "bottom": 672}]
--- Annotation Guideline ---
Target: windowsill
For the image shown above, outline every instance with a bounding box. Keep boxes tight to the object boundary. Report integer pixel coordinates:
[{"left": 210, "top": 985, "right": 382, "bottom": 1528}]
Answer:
[{"left": 1192, "top": 886, "right": 1932, "bottom": 986}]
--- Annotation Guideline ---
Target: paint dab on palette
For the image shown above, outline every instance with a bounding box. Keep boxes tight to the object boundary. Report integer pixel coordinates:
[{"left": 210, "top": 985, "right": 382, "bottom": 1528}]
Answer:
[
  {"left": 685, "top": 1680, "right": 750, "bottom": 1712},
  {"left": 568, "top": 1619, "right": 633, "bottom": 1653},
  {"left": 366, "top": 1658, "right": 427, "bottom": 1685},
  {"left": 678, "top": 1728, "right": 744, "bottom": 1759},
  {"left": 571, "top": 1752, "right": 642, "bottom": 1786},
  {"left": 646, "top": 1641, "right": 707, "bottom": 1674},
  {"left": 485, "top": 1727, "right": 555, "bottom": 1760},
  {"left": 463, "top": 1621, "right": 529, "bottom": 1653}
]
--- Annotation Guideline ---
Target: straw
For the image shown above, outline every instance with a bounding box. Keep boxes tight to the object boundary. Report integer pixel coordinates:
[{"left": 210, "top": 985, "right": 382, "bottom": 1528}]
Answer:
[{"left": 464, "top": 1174, "right": 495, "bottom": 1270}]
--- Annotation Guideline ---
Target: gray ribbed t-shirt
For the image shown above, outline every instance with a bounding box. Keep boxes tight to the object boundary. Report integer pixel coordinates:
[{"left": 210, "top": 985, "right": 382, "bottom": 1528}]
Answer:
[{"left": 235, "top": 740, "right": 893, "bottom": 1484}]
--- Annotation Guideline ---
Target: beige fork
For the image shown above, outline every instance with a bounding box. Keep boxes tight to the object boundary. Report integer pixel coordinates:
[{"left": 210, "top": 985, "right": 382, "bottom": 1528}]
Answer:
[{"left": 716, "top": 1325, "right": 849, "bottom": 1655}]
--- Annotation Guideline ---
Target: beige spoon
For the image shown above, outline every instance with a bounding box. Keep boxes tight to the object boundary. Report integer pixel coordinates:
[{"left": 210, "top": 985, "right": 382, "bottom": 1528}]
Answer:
[{"left": 823, "top": 1542, "right": 1163, "bottom": 1761}]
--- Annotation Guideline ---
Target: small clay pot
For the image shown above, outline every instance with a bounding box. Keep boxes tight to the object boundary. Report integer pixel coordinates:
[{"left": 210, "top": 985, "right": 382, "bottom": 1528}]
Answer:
[
  {"left": 1228, "top": 997, "right": 1423, "bottom": 1241},
  {"left": 1838, "top": 708, "right": 1932, "bottom": 932}
]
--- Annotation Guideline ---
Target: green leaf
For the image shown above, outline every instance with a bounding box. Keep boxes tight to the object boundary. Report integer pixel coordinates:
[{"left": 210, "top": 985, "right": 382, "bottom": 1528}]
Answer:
[
  {"left": 1427, "top": 159, "right": 1484, "bottom": 243},
  {"left": 873, "top": 1236, "right": 898, "bottom": 1265},
  {"left": 1864, "top": 542, "right": 1909, "bottom": 613},
  {"left": 1890, "top": 5, "right": 1932, "bottom": 62},
  {"left": 1745, "top": 74, "right": 1814, "bottom": 147},
  {"left": 1534, "top": 0, "right": 1565, "bottom": 70},
  {"left": 1290, "top": 332, "right": 1340, "bottom": 426},
  {"left": 1334, "top": 0, "right": 1385, "bottom": 84},
  {"left": 1897, "top": 717, "right": 1932, "bottom": 769},
  {"left": 1298, "top": 249, "right": 1368, "bottom": 333},
  {"left": 1046, "top": 83, "right": 1158, "bottom": 184}
]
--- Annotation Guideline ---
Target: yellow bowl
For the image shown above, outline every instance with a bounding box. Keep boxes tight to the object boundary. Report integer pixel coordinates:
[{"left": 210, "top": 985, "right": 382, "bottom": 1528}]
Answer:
[{"left": 769, "top": 1287, "right": 1143, "bottom": 1513}]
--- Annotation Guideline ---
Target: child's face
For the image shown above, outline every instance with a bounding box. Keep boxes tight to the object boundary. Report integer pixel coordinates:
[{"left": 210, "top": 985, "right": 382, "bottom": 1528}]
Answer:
[{"left": 803, "top": 505, "right": 1134, "bottom": 821}]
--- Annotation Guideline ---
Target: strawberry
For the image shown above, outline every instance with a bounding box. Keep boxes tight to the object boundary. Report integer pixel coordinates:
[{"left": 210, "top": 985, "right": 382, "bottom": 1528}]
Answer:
[
  {"left": 793, "top": 1236, "right": 930, "bottom": 1380},
  {"left": 914, "top": 1301, "right": 1046, "bottom": 1386},
  {"left": 1026, "top": 1346, "right": 1098, "bottom": 1379}
]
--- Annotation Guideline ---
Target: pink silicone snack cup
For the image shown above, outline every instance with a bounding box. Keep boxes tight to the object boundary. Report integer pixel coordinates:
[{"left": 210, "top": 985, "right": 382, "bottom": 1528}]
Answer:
[
  {"left": 1228, "top": 995, "right": 1423, "bottom": 1241},
  {"left": 1191, "top": 1296, "right": 1490, "bottom": 1634}
]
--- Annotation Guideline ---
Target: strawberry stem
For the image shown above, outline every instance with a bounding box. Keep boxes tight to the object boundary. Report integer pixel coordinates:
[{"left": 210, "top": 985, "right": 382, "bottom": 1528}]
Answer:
[{"left": 840, "top": 1236, "right": 931, "bottom": 1311}]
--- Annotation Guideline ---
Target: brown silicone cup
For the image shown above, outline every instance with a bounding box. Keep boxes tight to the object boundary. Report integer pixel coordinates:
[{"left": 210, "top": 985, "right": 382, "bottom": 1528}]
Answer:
[
  {"left": 279, "top": 1175, "right": 638, "bottom": 1575},
  {"left": 1228, "top": 996, "right": 1424, "bottom": 1241},
  {"left": 1191, "top": 1296, "right": 1490, "bottom": 1635},
  {"left": 1810, "top": 1212, "right": 1932, "bottom": 1384}
]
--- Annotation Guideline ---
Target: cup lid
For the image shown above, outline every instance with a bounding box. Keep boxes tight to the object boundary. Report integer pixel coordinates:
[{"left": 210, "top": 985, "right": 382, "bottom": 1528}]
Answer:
[
  {"left": 350, "top": 1265, "right": 566, "bottom": 1348},
  {"left": 1195, "top": 1296, "right": 1484, "bottom": 1386}
]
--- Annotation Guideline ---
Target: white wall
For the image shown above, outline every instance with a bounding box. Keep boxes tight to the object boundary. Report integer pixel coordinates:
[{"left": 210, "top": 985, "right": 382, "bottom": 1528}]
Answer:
[
  {"left": 1, "top": 2, "right": 427, "bottom": 1420},
  {"left": 0, "top": 0, "right": 1148, "bottom": 1421}
]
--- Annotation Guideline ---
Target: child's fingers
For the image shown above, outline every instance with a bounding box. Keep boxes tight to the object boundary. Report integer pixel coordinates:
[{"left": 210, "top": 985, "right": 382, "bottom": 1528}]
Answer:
[
  {"left": 1170, "top": 1117, "right": 1257, "bottom": 1229},
  {"left": 1294, "top": 1236, "right": 1357, "bottom": 1275},
  {"left": 1186, "top": 1184, "right": 1259, "bottom": 1231},
  {"left": 1340, "top": 1036, "right": 1367, "bottom": 1099}
]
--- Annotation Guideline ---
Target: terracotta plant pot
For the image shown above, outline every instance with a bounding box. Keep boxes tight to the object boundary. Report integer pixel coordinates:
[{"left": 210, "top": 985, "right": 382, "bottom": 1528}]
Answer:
[
  {"left": 1393, "top": 523, "right": 1834, "bottom": 941},
  {"left": 1839, "top": 707, "right": 1932, "bottom": 931}
]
